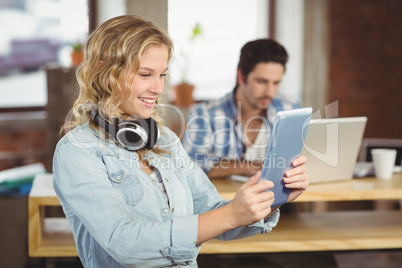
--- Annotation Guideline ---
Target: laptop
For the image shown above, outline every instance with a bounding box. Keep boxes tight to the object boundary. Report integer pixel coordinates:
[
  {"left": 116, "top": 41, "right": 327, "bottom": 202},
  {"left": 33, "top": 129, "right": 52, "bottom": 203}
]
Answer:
[{"left": 301, "top": 117, "right": 367, "bottom": 184}]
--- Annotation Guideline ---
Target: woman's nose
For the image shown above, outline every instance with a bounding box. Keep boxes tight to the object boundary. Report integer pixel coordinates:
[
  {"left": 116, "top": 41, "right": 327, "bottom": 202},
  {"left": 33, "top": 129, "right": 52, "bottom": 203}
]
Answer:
[{"left": 150, "top": 77, "right": 165, "bottom": 95}]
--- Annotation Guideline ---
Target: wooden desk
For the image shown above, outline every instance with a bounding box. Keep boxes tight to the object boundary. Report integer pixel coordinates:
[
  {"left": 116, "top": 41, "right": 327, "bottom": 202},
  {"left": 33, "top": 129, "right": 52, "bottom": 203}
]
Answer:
[
  {"left": 212, "top": 175, "right": 402, "bottom": 201},
  {"left": 201, "top": 174, "right": 402, "bottom": 253},
  {"left": 28, "top": 173, "right": 402, "bottom": 257},
  {"left": 28, "top": 173, "right": 76, "bottom": 257}
]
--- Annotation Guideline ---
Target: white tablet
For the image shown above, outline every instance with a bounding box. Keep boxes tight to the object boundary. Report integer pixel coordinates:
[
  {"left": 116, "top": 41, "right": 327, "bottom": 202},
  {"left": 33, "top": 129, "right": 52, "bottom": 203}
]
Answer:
[{"left": 259, "top": 107, "right": 312, "bottom": 207}]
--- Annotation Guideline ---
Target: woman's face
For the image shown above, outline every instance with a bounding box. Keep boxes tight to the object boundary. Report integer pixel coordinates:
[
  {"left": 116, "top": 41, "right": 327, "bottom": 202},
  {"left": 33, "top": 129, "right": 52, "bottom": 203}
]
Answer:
[{"left": 119, "top": 44, "right": 169, "bottom": 118}]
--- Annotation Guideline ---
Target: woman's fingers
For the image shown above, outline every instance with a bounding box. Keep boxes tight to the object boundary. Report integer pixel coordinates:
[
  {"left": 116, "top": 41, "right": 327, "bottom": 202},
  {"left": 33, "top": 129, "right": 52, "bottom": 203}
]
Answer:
[
  {"left": 285, "top": 165, "right": 307, "bottom": 178},
  {"left": 292, "top": 155, "right": 307, "bottom": 166},
  {"left": 284, "top": 155, "right": 309, "bottom": 203},
  {"left": 230, "top": 171, "right": 276, "bottom": 227}
]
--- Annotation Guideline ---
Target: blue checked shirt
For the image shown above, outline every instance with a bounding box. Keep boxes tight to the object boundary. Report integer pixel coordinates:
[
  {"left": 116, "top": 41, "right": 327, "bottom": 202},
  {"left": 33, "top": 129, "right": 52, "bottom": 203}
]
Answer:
[{"left": 182, "top": 90, "right": 300, "bottom": 173}]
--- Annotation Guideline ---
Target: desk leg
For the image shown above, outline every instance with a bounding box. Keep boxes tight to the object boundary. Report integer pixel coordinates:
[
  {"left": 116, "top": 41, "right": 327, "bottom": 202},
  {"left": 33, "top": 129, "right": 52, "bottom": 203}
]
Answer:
[
  {"left": 45, "top": 257, "right": 82, "bottom": 268},
  {"left": 374, "top": 200, "right": 400, "bottom": 210},
  {"left": 45, "top": 258, "right": 55, "bottom": 268},
  {"left": 28, "top": 198, "right": 42, "bottom": 257},
  {"left": 312, "top": 201, "right": 329, "bottom": 212}
]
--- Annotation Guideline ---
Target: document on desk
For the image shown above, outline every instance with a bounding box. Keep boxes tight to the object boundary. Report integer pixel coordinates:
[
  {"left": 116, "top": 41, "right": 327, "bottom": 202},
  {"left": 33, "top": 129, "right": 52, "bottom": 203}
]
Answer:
[
  {"left": 230, "top": 174, "right": 249, "bottom": 183},
  {"left": 0, "top": 163, "right": 46, "bottom": 187}
]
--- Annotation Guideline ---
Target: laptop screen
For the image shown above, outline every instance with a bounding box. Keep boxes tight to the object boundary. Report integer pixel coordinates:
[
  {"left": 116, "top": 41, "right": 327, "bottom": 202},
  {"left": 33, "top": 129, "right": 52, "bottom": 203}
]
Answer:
[{"left": 301, "top": 117, "right": 367, "bottom": 184}]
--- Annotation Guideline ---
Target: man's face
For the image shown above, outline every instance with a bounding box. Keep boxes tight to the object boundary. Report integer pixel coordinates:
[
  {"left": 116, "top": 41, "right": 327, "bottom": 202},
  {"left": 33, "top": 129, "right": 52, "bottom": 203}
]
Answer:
[{"left": 237, "top": 62, "right": 285, "bottom": 111}]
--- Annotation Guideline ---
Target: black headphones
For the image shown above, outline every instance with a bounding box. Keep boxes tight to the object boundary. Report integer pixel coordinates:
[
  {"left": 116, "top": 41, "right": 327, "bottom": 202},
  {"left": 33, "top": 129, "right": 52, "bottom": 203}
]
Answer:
[{"left": 90, "top": 110, "right": 159, "bottom": 151}]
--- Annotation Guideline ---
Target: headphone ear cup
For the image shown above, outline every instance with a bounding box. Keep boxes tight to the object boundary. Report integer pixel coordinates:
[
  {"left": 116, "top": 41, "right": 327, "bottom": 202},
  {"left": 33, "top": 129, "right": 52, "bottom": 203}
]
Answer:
[
  {"left": 115, "top": 117, "right": 159, "bottom": 151},
  {"left": 116, "top": 121, "right": 148, "bottom": 151}
]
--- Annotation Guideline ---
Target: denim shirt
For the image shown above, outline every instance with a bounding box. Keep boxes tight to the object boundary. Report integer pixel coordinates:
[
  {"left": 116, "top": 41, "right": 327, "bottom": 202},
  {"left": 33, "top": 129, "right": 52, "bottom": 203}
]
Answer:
[{"left": 53, "top": 122, "right": 279, "bottom": 268}]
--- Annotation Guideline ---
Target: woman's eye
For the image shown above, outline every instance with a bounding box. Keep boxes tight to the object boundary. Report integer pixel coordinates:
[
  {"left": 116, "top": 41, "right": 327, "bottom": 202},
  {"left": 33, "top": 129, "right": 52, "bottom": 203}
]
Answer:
[
  {"left": 160, "top": 73, "right": 168, "bottom": 77},
  {"left": 140, "top": 73, "right": 151, "bottom": 77}
]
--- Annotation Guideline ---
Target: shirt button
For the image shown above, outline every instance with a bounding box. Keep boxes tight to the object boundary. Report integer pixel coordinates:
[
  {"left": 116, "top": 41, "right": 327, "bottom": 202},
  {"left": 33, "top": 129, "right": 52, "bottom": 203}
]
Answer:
[
  {"left": 164, "top": 178, "right": 169, "bottom": 182},
  {"left": 163, "top": 248, "right": 169, "bottom": 254},
  {"left": 163, "top": 208, "right": 168, "bottom": 213},
  {"left": 171, "top": 208, "right": 174, "bottom": 213},
  {"left": 116, "top": 176, "right": 121, "bottom": 181}
]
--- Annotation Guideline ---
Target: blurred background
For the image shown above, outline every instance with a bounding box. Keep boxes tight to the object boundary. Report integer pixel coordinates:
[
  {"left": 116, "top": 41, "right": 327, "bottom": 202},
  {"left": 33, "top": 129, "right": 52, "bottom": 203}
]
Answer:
[
  {"left": 1, "top": 0, "right": 401, "bottom": 172},
  {"left": 0, "top": 0, "right": 401, "bottom": 267}
]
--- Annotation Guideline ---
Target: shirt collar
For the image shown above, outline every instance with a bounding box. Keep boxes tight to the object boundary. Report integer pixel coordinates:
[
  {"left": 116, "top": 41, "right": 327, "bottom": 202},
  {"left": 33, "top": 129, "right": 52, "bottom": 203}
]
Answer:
[{"left": 224, "top": 88, "right": 238, "bottom": 120}]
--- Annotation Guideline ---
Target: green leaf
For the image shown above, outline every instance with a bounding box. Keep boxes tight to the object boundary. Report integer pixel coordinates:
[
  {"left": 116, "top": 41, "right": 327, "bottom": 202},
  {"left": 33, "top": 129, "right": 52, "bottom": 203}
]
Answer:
[{"left": 190, "top": 23, "right": 202, "bottom": 41}]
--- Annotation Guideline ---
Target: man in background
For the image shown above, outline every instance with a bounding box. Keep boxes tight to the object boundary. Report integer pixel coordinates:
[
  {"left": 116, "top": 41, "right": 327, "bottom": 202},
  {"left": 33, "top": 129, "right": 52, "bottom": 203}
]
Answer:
[
  {"left": 182, "top": 38, "right": 300, "bottom": 177},
  {"left": 186, "top": 38, "right": 339, "bottom": 268}
]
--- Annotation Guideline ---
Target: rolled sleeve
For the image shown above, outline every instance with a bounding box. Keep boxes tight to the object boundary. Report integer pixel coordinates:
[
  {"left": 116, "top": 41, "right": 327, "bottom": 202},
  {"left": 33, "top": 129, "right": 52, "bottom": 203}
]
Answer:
[
  {"left": 214, "top": 209, "right": 280, "bottom": 241},
  {"left": 161, "top": 215, "right": 200, "bottom": 261},
  {"left": 249, "top": 209, "right": 280, "bottom": 234}
]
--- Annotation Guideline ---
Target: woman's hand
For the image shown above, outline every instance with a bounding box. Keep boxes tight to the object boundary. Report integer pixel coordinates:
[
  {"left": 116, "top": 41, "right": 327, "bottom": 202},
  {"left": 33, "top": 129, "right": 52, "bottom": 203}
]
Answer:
[
  {"left": 226, "top": 171, "right": 275, "bottom": 228},
  {"left": 197, "top": 157, "right": 308, "bottom": 245},
  {"left": 284, "top": 155, "right": 309, "bottom": 203},
  {"left": 197, "top": 171, "right": 274, "bottom": 245}
]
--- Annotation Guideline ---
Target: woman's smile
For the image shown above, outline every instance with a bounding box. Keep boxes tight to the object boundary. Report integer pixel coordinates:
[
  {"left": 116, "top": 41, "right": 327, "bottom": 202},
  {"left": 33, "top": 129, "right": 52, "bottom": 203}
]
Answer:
[{"left": 138, "top": 96, "right": 157, "bottom": 108}]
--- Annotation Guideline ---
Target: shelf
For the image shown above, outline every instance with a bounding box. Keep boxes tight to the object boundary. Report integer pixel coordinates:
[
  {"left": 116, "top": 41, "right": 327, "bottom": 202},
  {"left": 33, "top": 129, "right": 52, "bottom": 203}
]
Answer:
[
  {"left": 32, "top": 218, "right": 77, "bottom": 257},
  {"left": 28, "top": 174, "right": 73, "bottom": 257},
  {"left": 29, "top": 210, "right": 402, "bottom": 256},
  {"left": 201, "top": 210, "right": 402, "bottom": 254}
]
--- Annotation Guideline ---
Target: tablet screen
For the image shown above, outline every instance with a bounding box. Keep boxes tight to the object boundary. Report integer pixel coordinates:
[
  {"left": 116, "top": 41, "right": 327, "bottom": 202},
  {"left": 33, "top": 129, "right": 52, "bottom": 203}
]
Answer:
[{"left": 259, "top": 107, "right": 312, "bottom": 207}]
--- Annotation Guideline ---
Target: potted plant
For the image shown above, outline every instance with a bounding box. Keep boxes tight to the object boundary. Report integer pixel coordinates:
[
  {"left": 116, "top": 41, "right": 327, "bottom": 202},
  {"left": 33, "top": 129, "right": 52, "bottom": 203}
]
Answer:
[
  {"left": 70, "top": 41, "right": 84, "bottom": 67},
  {"left": 173, "top": 23, "right": 202, "bottom": 108}
]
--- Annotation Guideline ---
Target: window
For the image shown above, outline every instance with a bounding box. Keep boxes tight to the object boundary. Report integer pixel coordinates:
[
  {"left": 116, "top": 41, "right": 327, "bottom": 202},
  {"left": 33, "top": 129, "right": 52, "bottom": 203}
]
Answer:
[
  {"left": 0, "top": 0, "right": 89, "bottom": 108},
  {"left": 168, "top": 0, "right": 269, "bottom": 100}
]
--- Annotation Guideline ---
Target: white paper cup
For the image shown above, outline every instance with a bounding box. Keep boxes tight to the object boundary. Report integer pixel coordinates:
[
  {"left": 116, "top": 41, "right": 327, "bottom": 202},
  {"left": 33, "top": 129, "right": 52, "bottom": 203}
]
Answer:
[{"left": 371, "top": 149, "right": 397, "bottom": 179}]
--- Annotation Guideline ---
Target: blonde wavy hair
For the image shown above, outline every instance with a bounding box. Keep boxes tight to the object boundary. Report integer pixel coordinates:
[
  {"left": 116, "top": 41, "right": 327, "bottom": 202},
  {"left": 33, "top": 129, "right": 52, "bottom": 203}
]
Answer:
[{"left": 63, "top": 15, "right": 174, "bottom": 156}]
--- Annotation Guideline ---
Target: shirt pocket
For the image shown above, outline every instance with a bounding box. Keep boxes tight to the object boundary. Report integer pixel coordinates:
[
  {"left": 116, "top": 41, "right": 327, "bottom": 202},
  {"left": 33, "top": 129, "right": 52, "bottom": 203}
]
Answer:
[
  {"left": 103, "top": 156, "right": 144, "bottom": 207},
  {"left": 108, "top": 169, "right": 144, "bottom": 207}
]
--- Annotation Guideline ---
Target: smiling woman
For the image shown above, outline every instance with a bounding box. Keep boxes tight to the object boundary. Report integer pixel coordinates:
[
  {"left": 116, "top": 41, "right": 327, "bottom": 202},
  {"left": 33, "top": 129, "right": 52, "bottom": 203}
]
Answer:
[{"left": 51, "top": 14, "right": 309, "bottom": 268}]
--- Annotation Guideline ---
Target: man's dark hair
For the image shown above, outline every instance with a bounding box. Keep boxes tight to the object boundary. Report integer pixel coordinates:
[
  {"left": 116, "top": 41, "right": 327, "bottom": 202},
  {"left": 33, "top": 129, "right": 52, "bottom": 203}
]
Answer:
[{"left": 237, "top": 39, "right": 288, "bottom": 84}]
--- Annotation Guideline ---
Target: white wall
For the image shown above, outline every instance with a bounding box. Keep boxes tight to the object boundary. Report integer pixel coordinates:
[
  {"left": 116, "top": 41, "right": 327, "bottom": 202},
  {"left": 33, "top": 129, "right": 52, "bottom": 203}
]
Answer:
[
  {"left": 95, "top": 0, "right": 304, "bottom": 103},
  {"left": 275, "top": 0, "right": 304, "bottom": 103},
  {"left": 256, "top": 0, "right": 269, "bottom": 38},
  {"left": 97, "top": 0, "right": 126, "bottom": 26},
  {"left": 97, "top": 0, "right": 168, "bottom": 31},
  {"left": 168, "top": 0, "right": 268, "bottom": 100}
]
